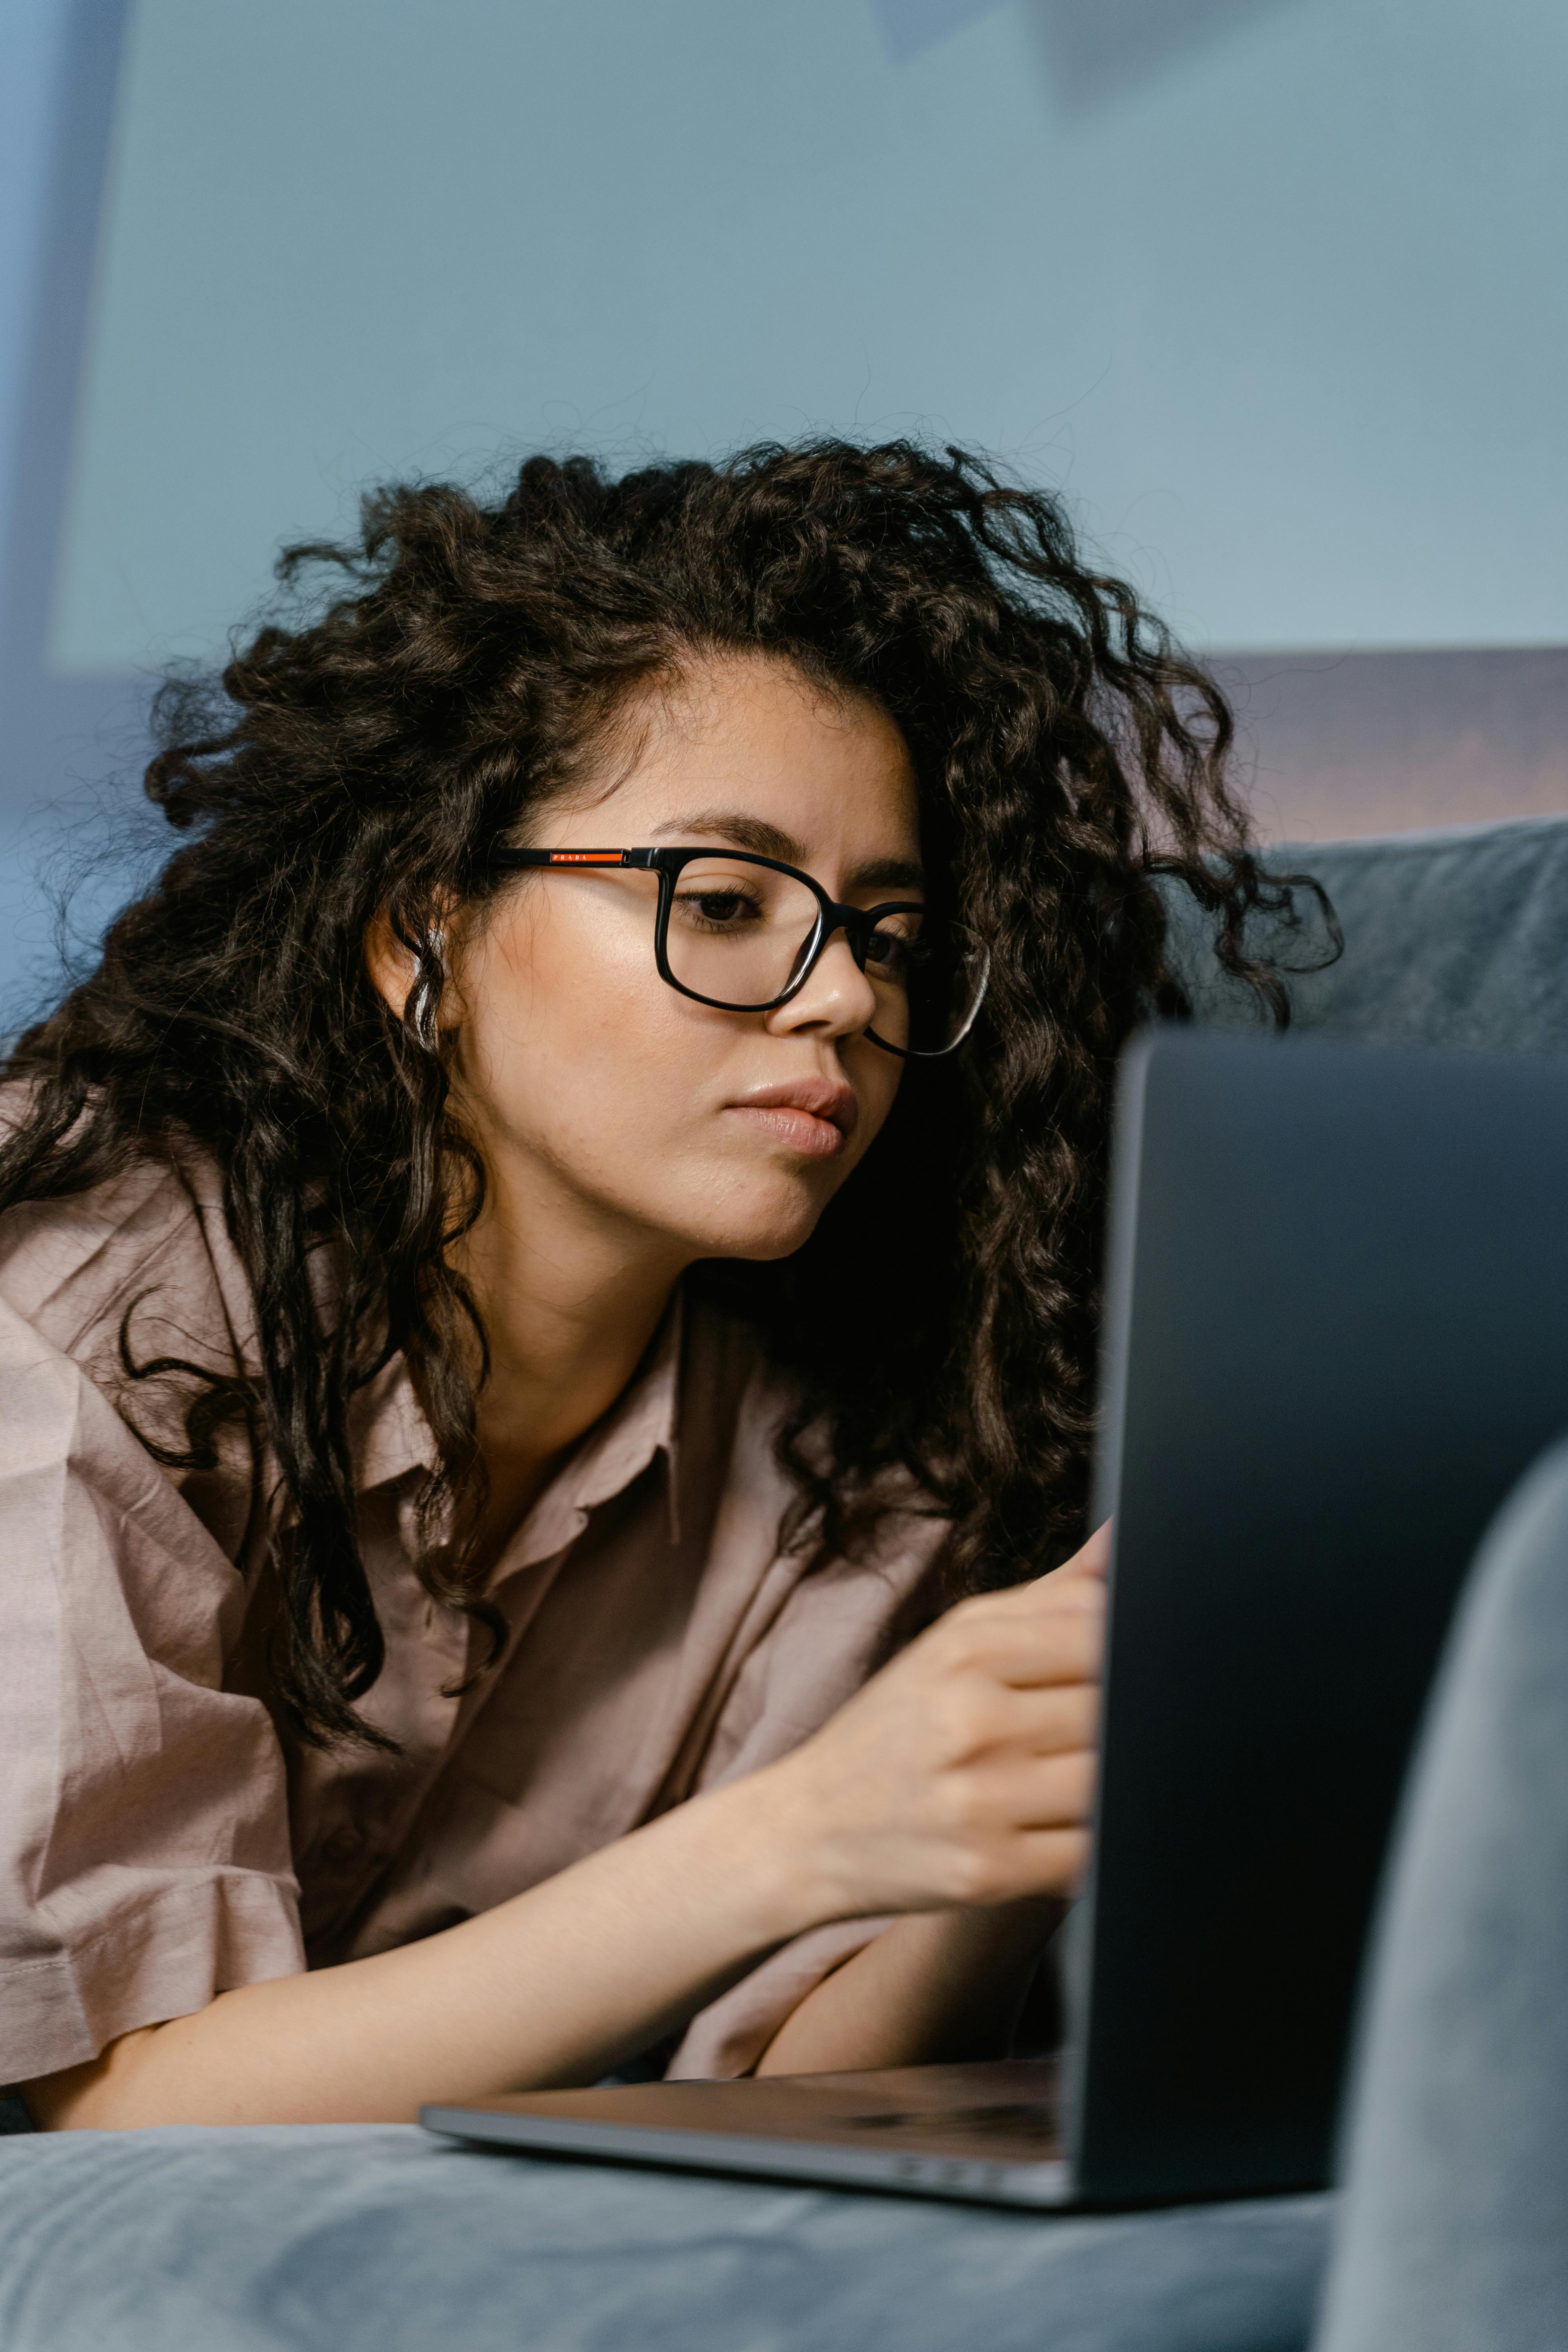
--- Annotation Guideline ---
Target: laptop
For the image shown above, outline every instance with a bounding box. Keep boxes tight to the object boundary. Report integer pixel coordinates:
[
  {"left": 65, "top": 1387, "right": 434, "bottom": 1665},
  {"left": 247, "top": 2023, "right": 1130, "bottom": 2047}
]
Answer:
[{"left": 423, "top": 1026, "right": 1568, "bottom": 2208}]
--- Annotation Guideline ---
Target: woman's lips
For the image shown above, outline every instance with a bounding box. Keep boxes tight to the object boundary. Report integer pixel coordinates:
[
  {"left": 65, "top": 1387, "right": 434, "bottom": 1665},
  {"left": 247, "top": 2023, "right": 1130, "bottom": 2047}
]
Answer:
[
  {"left": 727, "top": 1105, "right": 847, "bottom": 1158},
  {"left": 725, "top": 1080, "right": 858, "bottom": 1160}
]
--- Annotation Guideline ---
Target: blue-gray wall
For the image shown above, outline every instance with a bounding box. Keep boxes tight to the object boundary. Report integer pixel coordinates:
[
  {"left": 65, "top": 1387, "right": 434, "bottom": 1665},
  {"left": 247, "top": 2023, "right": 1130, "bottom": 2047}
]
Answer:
[
  {"left": 2, "top": 0, "right": 1565, "bottom": 1027},
  {"left": 44, "top": 0, "right": 1568, "bottom": 664}
]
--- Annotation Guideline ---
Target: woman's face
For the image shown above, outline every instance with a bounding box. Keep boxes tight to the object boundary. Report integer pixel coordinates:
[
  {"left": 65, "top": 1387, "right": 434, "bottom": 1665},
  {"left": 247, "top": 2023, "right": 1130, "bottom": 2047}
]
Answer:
[{"left": 445, "top": 655, "right": 920, "bottom": 1267}]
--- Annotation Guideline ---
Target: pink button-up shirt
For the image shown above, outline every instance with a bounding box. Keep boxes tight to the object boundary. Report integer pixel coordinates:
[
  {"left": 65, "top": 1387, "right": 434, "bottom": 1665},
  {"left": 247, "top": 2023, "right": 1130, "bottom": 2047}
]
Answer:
[{"left": 0, "top": 1143, "right": 947, "bottom": 2087}]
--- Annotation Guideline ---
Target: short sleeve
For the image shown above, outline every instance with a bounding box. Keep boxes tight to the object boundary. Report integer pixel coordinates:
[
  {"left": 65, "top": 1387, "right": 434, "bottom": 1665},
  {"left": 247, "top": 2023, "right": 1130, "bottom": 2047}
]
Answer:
[
  {"left": 0, "top": 1296, "right": 303, "bottom": 2084},
  {"left": 666, "top": 1499, "right": 948, "bottom": 2080}
]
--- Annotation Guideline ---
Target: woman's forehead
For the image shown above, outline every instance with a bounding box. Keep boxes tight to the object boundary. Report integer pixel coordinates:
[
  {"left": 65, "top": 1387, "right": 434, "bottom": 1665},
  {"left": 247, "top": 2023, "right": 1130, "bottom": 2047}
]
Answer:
[{"left": 579, "top": 654, "right": 920, "bottom": 860}]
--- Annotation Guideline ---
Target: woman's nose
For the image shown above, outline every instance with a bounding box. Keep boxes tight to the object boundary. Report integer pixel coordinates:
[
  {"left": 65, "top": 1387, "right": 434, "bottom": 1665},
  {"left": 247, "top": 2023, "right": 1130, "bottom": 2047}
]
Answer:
[{"left": 765, "top": 930, "right": 877, "bottom": 1040}]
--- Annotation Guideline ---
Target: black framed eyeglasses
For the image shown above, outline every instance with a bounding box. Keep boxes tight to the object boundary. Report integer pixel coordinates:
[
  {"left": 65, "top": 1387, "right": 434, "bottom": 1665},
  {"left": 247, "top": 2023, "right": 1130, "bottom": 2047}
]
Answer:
[{"left": 492, "top": 846, "right": 989, "bottom": 1059}]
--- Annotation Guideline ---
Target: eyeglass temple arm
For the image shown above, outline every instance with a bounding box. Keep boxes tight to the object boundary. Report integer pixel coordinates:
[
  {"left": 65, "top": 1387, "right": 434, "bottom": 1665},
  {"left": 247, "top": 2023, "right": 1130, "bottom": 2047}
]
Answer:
[{"left": 497, "top": 849, "right": 662, "bottom": 870}]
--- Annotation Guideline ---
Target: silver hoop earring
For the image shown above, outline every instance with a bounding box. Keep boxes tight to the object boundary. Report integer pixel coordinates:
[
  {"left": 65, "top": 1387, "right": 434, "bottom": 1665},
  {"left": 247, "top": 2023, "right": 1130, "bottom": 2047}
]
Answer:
[{"left": 407, "top": 928, "right": 447, "bottom": 1052}]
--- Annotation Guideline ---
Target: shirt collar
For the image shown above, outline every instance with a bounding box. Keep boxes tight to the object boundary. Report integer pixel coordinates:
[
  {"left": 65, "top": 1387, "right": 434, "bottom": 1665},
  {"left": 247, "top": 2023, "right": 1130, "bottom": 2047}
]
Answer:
[{"left": 348, "top": 1286, "right": 685, "bottom": 1578}]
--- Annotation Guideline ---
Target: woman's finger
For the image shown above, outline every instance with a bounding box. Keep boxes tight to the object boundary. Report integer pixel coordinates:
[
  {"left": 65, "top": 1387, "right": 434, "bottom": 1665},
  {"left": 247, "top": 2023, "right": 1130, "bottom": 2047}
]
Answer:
[
  {"left": 932, "top": 1595, "right": 1105, "bottom": 1688},
  {"left": 967, "top": 1745, "right": 1097, "bottom": 1832},
  {"left": 949, "top": 1525, "right": 1111, "bottom": 1627},
  {"left": 1007, "top": 1825, "right": 1093, "bottom": 1901},
  {"left": 1057, "top": 1518, "right": 1111, "bottom": 1580},
  {"left": 934, "top": 1675, "right": 1099, "bottom": 1761},
  {"left": 990, "top": 1678, "right": 1101, "bottom": 1753}
]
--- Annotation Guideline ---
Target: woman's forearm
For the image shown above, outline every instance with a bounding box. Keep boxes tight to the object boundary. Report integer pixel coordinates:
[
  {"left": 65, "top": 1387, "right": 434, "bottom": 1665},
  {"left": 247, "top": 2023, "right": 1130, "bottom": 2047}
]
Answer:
[
  {"left": 754, "top": 1898, "right": 1063, "bottom": 2078},
  {"left": 24, "top": 1773, "right": 810, "bottom": 2130}
]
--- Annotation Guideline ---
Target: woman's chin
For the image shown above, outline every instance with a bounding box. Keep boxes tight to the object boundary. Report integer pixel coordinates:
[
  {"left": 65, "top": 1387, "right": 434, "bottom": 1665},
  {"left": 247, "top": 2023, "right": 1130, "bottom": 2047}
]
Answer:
[
  {"left": 686, "top": 1199, "right": 826, "bottom": 1265},
  {"left": 658, "top": 1152, "right": 847, "bottom": 1265}
]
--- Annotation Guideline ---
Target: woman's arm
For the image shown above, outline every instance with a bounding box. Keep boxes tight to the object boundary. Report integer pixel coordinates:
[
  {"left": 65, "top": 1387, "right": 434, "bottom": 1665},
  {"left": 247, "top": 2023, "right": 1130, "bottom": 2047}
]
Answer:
[
  {"left": 22, "top": 1771, "right": 809, "bottom": 2129},
  {"left": 755, "top": 1901, "right": 1064, "bottom": 2078},
  {"left": 24, "top": 1531, "right": 1104, "bottom": 2128}
]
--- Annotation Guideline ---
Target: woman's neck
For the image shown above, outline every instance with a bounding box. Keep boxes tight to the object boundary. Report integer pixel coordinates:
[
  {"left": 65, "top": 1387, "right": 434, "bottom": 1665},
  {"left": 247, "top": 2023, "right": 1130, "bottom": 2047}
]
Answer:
[{"left": 451, "top": 1151, "right": 690, "bottom": 1571}]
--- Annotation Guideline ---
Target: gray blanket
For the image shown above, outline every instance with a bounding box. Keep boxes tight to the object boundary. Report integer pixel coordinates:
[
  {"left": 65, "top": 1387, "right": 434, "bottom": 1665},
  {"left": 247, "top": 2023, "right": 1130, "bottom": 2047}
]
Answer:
[{"left": 0, "top": 2123, "right": 1329, "bottom": 2352}]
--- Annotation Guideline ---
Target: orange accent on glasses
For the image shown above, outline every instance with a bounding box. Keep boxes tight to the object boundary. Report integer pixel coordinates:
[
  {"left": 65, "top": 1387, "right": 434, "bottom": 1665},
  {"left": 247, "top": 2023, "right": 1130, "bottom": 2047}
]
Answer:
[{"left": 546, "top": 851, "right": 623, "bottom": 865}]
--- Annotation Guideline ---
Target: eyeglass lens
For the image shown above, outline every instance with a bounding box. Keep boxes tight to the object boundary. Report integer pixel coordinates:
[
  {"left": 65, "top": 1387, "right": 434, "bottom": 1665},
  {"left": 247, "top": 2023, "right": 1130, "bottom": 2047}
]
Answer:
[{"left": 664, "top": 855, "right": 986, "bottom": 1055}]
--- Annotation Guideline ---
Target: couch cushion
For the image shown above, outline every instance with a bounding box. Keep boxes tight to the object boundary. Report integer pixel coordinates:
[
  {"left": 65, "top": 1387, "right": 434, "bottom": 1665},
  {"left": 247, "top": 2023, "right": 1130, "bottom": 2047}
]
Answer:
[
  {"left": 1177, "top": 814, "right": 1568, "bottom": 1056},
  {"left": 0, "top": 2123, "right": 1330, "bottom": 2352}
]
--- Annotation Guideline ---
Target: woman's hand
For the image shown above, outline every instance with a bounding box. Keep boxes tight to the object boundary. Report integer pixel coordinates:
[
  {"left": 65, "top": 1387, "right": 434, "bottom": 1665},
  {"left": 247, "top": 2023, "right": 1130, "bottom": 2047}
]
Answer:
[{"left": 762, "top": 1523, "right": 1108, "bottom": 1922}]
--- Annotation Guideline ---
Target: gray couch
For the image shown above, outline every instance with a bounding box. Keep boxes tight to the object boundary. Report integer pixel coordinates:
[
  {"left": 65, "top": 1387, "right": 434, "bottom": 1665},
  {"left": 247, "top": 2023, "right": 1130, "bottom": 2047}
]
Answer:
[
  {"left": 1200, "top": 812, "right": 1568, "bottom": 1055},
  {"left": 3, "top": 814, "right": 1564, "bottom": 2352}
]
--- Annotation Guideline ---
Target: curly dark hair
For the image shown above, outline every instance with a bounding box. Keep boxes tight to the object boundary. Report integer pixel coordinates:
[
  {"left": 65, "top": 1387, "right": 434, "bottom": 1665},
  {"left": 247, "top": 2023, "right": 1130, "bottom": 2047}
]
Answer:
[{"left": 0, "top": 439, "right": 1331, "bottom": 1746}]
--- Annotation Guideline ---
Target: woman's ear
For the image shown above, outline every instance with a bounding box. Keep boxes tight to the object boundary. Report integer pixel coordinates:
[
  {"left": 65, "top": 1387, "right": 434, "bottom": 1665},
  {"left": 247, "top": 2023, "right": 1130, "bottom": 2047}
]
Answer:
[
  {"left": 363, "top": 908, "right": 420, "bottom": 1024},
  {"left": 363, "top": 904, "right": 458, "bottom": 1035}
]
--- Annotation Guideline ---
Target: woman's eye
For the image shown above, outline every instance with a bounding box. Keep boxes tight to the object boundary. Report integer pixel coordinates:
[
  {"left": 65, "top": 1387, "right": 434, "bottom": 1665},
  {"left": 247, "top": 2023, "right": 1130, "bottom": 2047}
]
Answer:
[
  {"left": 865, "top": 914, "right": 926, "bottom": 979},
  {"left": 866, "top": 928, "right": 910, "bottom": 976},
  {"left": 675, "top": 889, "right": 759, "bottom": 928}
]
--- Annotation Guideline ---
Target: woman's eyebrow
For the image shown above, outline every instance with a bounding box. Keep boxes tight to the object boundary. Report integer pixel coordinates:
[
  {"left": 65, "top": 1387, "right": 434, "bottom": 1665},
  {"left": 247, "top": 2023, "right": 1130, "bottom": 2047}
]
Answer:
[
  {"left": 650, "top": 809, "right": 924, "bottom": 894},
  {"left": 650, "top": 809, "right": 800, "bottom": 861},
  {"left": 849, "top": 856, "right": 926, "bottom": 895}
]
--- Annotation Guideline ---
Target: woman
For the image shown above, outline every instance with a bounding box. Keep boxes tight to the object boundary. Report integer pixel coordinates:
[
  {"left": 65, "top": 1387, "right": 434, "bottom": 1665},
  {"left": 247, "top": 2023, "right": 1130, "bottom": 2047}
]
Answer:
[{"left": 0, "top": 441, "right": 1302, "bottom": 2128}]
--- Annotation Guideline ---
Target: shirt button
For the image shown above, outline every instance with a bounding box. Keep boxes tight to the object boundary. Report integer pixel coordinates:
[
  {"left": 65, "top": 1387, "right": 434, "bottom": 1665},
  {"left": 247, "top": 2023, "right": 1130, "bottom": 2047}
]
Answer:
[{"left": 321, "top": 1825, "right": 367, "bottom": 1867}]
